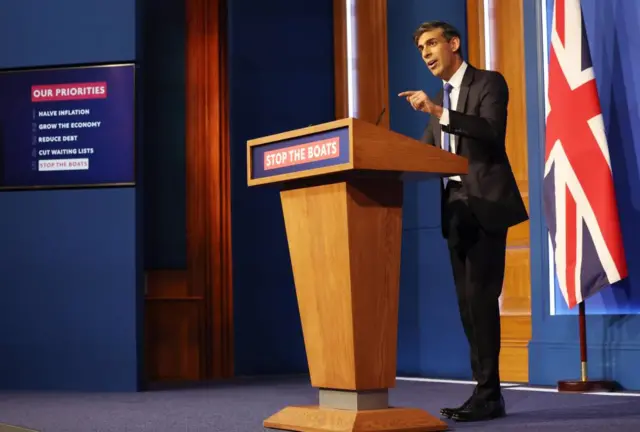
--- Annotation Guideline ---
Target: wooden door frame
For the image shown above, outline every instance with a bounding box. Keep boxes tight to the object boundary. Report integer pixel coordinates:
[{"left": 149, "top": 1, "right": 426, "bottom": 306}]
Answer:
[{"left": 467, "top": 0, "right": 532, "bottom": 383}]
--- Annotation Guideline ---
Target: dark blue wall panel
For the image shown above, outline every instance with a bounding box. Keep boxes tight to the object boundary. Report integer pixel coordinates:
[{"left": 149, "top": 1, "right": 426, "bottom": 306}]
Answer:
[
  {"left": 140, "top": 0, "right": 186, "bottom": 269},
  {"left": 0, "top": 189, "right": 138, "bottom": 390},
  {"left": 228, "top": 0, "right": 335, "bottom": 375},
  {"left": 387, "top": 0, "right": 472, "bottom": 378},
  {"left": 0, "top": 0, "right": 136, "bottom": 69},
  {"left": 0, "top": 0, "right": 140, "bottom": 391}
]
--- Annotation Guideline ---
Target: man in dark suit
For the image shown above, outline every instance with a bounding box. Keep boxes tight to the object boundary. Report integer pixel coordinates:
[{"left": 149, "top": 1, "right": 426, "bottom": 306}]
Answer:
[{"left": 399, "top": 21, "right": 529, "bottom": 422}]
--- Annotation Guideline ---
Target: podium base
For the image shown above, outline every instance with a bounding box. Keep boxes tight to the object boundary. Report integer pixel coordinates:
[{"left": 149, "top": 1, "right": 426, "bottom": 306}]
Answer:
[
  {"left": 264, "top": 405, "right": 448, "bottom": 432},
  {"left": 557, "top": 379, "right": 617, "bottom": 393}
]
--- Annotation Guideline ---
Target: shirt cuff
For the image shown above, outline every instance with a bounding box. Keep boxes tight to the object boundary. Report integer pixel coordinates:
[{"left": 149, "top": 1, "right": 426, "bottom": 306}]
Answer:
[{"left": 439, "top": 108, "right": 450, "bottom": 126}]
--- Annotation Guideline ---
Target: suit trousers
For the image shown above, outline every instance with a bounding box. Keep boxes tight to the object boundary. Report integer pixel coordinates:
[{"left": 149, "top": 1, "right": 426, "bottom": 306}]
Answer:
[{"left": 443, "top": 181, "right": 507, "bottom": 402}]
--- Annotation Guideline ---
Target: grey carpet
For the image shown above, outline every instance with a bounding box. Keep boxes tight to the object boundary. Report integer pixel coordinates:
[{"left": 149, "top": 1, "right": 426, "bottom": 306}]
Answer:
[{"left": 0, "top": 376, "right": 638, "bottom": 431}]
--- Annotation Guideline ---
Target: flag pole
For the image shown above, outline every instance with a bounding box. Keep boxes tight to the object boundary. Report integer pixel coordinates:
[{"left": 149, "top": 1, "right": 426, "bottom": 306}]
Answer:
[{"left": 557, "top": 301, "right": 618, "bottom": 392}]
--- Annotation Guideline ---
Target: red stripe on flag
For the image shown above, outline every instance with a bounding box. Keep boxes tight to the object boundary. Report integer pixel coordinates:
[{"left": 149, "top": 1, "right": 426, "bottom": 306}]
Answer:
[
  {"left": 565, "top": 186, "right": 577, "bottom": 308},
  {"left": 555, "top": 0, "right": 566, "bottom": 47}
]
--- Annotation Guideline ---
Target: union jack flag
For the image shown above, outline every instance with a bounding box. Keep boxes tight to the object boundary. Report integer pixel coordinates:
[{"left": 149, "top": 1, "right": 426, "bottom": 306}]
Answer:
[{"left": 543, "top": 0, "right": 627, "bottom": 308}]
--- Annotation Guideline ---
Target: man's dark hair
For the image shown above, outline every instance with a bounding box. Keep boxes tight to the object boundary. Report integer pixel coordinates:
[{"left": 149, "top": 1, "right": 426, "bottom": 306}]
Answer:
[{"left": 413, "top": 21, "right": 463, "bottom": 56}]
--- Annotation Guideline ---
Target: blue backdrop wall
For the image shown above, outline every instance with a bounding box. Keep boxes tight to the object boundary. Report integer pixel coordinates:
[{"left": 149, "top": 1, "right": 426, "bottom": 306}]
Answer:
[
  {"left": 387, "top": 0, "right": 471, "bottom": 378},
  {"left": 527, "top": 0, "right": 640, "bottom": 389},
  {"left": 0, "top": 0, "right": 142, "bottom": 391},
  {"left": 228, "top": 0, "right": 335, "bottom": 375}
]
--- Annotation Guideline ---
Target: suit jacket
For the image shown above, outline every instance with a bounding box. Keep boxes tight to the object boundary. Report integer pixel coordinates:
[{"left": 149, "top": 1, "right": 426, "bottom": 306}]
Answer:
[{"left": 422, "top": 64, "right": 529, "bottom": 235}]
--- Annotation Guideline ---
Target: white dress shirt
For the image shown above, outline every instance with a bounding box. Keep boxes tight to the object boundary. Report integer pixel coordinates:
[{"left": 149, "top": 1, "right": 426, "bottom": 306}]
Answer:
[{"left": 439, "top": 61, "right": 468, "bottom": 182}]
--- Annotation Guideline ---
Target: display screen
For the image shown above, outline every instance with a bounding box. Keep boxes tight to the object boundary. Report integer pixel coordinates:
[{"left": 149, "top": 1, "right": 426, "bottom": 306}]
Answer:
[{"left": 0, "top": 63, "right": 136, "bottom": 190}]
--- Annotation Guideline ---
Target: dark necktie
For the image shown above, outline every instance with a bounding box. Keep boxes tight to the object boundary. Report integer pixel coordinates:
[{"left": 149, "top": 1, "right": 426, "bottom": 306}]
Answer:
[
  {"left": 442, "top": 82, "right": 453, "bottom": 188},
  {"left": 442, "top": 82, "right": 453, "bottom": 153}
]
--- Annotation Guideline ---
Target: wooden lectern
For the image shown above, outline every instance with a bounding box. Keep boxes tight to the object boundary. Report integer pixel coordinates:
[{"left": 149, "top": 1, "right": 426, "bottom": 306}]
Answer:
[{"left": 246, "top": 118, "right": 467, "bottom": 432}]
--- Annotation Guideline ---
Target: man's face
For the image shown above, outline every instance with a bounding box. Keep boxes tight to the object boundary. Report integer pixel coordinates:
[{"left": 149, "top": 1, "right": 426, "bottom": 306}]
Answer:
[{"left": 417, "top": 29, "right": 460, "bottom": 80}]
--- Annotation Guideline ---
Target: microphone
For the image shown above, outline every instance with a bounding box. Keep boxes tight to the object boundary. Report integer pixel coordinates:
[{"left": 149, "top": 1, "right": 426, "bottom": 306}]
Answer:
[{"left": 375, "top": 106, "right": 386, "bottom": 126}]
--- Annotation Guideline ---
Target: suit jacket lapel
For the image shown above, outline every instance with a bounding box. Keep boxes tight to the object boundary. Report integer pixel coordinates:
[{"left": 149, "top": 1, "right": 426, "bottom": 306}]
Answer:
[
  {"left": 433, "top": 90, "right": 443, "bottom": 148},
  {"left": 456, "top": 65, "right": 474, "bottom": 116},
  {"left": 452, "top": 66, "right": 475, "bottom": 154},
  {"left": 434, "top": 118, "right": 441, "bottom": 148}
]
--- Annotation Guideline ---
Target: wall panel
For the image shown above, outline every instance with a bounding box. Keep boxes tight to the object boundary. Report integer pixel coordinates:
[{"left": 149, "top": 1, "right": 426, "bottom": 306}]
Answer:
[
  {"left": 229, "top": 0, "right": 335, "bottom": 375},
  {"left": 144, "top": 0, "right": 234, "bottom": 383},
  {"left": 0, "top": 0, "right": 140, "bottom": 392},
  {"left": 387, "top": 0, "right": 472, "bottom": 378}
]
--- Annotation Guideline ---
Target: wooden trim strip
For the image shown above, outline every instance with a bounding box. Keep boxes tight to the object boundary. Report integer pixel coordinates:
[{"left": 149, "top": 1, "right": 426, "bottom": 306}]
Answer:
[
  {"left": 185, "top": 0, "right": 234, "bottom": 379},
  {"left": 466, "top": 0, "right": 486, "bottom": 69},
  {"left": 333, "top": 0, "right": 389, "bottom": 127},
  {"left": 354, "top": 0, "right": 389, "bottom": 127}
]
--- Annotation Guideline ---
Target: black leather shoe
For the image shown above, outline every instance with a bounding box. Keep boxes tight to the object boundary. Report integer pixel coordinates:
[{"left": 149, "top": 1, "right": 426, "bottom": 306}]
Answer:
[
  {"left": 439, "top": 396, "right": 474, "bottom": 418},
  {"left": 451, "top": 395, "right": 506, "bottom": 422}
]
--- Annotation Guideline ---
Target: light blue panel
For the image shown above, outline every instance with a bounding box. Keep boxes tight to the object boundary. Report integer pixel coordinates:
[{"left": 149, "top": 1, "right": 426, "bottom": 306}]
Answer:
[
  {"left": 545, "top": 0, "right": 640, "bottom": 316},
  {"left": 527, "top": 0, "right": 640, "bottom": 389}
]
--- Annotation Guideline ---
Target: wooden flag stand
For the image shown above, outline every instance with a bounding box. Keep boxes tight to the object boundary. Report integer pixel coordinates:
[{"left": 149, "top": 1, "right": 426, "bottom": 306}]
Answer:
[{"left": 557, "top": 302, "right": 618, "bottom": 392}]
